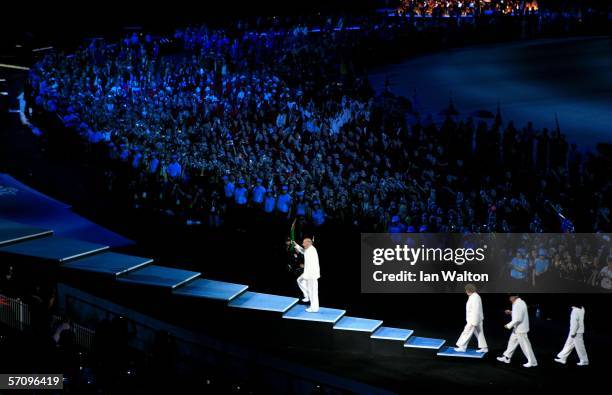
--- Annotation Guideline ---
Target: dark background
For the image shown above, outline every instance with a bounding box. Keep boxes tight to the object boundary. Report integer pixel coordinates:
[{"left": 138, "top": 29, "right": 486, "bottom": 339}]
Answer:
[
  {"left": 2, "top": 0, "right": 610, "bottom": 337},
  {"left": 1, "top": 1, "right": 611, "bottom": 391}
]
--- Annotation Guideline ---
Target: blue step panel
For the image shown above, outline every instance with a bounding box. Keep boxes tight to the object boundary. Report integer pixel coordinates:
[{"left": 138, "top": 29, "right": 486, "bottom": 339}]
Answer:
[
  {"left": 0, "top": 236, "right": 108, "bottom": 262},
  {"left": 0, "top": 218, "right": 53, "bottom": 246},
  {"left": 371, "top": 326, "right": 414, "bottom": 341},
  {"left": 228, "top": 291, "right": 298, "bottom": 313},
  {"left": 283, "top": 304, "right": 346, "bottom": 324},
  {"left": 117, "top": 265, "right": 200, "bottom": 290},
  {"left": 62, "top": 252, "right": 152, "bottom": 276},
  {"left": 333, "top": 316, "right": 383, "bottom": 333},
  {"left": 173, "top": 278, "right": 248, "bottom": 301},
  {"left": 437, "top": 346, "right": 486, "bottom": 359},
  {"left": 404, "top": 336, "right": 446, "bottom": 350}
]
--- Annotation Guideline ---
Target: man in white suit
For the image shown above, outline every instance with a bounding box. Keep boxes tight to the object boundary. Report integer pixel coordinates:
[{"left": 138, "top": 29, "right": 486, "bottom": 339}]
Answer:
[
  {"left": 454, "top": 284, "right": 488, "bottom": 353},
  {"left": 293, "top": 238, "right": 320, "bottom": 312},
  {"left": 555, "top": 303, "right": 589, "bottom": 366},
  {"left": 497, "top": 293, "right": 538, "bottom": 368}
]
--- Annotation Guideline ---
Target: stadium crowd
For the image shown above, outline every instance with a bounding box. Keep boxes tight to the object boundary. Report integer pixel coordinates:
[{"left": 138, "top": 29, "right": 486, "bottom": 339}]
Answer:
[
  {"left": 27, "top": 15, "right": 610, "bottom": 241},
  {"left": 503, "top": 235, "right": 612, "bottom": 291},
  {"left": 398, "top": 0, "right": 539, "bottom": 17}
]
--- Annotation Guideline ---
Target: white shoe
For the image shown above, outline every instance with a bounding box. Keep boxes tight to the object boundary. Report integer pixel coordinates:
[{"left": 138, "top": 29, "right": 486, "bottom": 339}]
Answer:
[
  {"left": 454, "top": 347, "right": 467, "bottom": 352},
  {"left": 554, "top": 358, "right": 566, "bottom": 365},
  {"left": 301, "top": 298, "right": 310, "bottom": 303},
  {"left": 497, "top": 356, "right": 510, "bottom": 364},
  {"left": 477, "top": 348, "right": 488, "bottom": 353},
  {"left": 523, "top": 362, "right": 537, "bottom": 368},
  {"left": 577, "top": 361, "right": 589, "bottom": 366},
  {"left": 305, "top": 308, "right": 319, "bottom": 313}
]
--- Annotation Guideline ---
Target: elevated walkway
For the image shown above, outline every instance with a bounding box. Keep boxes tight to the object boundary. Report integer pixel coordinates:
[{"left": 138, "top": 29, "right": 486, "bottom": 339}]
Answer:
[{"left": 0, "top": 217, "right": 486, "bottom": 359}]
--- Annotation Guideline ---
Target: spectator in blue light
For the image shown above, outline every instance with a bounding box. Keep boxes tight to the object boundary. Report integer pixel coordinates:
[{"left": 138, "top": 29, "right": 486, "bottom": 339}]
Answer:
[
  {"left": 295, "top": 194, "right": 308, "bottom": 217},
  {"left": 510, "top": 252, "right": 529, "bottom": 281},
  {"left": 119, "top": 145, "right": 130, "bottom": 162},
  {"left": 312, "top": 201, "right": 326, "bottom": 227},
  {"left": 167, "top": 157, "right": 182, "bottom": 179},
  {"left": 149, "top": 156, "right": 159, "bottom": 175},
  {"left": 251, "top": 178, "right": 266, "bottom": 206},
  {"left": 388, "top": 215, "right": 407, "bottom": 233},
  {"left": 264, "top": 191, "right": 276, "bottom": 214},
  {"left": 234, "top": 179, "right": 248, "bottom": 205},
  {"left": 534, "top": 252, "right": 550, "bottom": 277},
  {"left": 277, "top": 186, "right": 292, "bottom": 215},
  {"left": 87, "top": 129, "right": 101, "bottom": 143},
  {"left": 132, "top": 150, "right": 142, "bottom": 169},
  {"left": 223, "top": 175, "right": 235, "bottom": 199}
]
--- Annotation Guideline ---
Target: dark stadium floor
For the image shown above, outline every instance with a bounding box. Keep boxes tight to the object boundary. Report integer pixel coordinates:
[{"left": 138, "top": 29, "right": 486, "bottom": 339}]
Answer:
[
  {"left": 273, "top": 340, "right": 602, "bottom": 393},
  {"left": 50, "top": 274, "right": 612, "bottom": 394},
  {"left": 231, "top": 304, "right": 611, "bottom": 393}
]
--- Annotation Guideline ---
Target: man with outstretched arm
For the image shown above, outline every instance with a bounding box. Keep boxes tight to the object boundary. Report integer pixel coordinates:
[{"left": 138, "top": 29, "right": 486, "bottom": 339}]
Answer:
[
  {"left": 293, "top": 238, "right": 320, "bottom": 313},
  {"left": 497, "top": 293, "right": 538, "bottom": 368},
  {"left": 454, "top": 284, "right": 488, "bottom": 353}
]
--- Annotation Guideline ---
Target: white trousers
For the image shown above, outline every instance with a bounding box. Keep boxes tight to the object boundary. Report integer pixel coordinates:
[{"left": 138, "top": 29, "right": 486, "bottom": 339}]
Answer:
[
  {"left": 557, "top": 333, "right": 588, "bottom": 363},
  {"left": 297, "top": 275, "right": 319, "bottom": 311},
  {"left": 503, "top": 331, "right": 538, "bottom": 365},
  {"left": 456, "top": 322, "right": 488, "bottom": 349}
]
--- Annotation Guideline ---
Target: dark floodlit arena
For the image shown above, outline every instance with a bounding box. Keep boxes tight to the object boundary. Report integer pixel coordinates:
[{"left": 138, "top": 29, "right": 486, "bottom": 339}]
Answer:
[{"left": 0, "top": 1, "right": 611, "bottom": 393}]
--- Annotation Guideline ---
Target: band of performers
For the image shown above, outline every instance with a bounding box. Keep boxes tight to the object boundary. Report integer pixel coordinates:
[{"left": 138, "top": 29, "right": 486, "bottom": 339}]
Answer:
[
  {"left": 455, "top": 285, "right": 589, "bottom": 367},
  {"left": 284, "top": 219, "right": 591, "bottom": 364}
]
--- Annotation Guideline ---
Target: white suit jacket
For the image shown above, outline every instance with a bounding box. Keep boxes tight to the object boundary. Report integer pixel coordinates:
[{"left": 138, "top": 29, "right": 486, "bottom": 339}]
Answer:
[
  {"left": 569, "top": 307, "right": 585, "bottom": 335},
  {"left": 295, "top": 245, "right": 320, "bottom": 280},
  {"left": 507, "top": 298, "right": 530, "bottom": 333},
  {"left": 466, "top": 292, "right": 484, "bottom": 326}
]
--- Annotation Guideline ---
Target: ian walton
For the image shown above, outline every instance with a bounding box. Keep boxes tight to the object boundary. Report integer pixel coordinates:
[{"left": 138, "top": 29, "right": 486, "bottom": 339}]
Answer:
[{"left": 372, "top": 270, "right": 489, "bottom": 283}]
